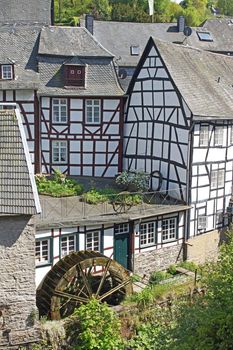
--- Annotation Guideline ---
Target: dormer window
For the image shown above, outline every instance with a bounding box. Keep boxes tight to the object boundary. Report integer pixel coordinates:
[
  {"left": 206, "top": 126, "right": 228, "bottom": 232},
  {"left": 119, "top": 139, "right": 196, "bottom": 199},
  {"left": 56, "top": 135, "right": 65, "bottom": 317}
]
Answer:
[
  {"left": 1, "top": 64, "right": 13, "bottom": 80},
  {"left": 130, "top": 45, "right": 140, "bottom": 56},
  {"left": 64, "top": 65, "right": 85, "bottom": 87},
  {"left": 197, "top": 31, "right": 213, "bottom": 42}
]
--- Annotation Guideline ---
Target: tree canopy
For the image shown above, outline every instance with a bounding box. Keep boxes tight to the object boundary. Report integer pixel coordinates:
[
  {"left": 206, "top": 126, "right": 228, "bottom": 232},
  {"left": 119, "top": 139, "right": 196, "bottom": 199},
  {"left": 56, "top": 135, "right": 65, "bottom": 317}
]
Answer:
[{"left": 54, "top": 0, "right": 216, "bottom": 26}]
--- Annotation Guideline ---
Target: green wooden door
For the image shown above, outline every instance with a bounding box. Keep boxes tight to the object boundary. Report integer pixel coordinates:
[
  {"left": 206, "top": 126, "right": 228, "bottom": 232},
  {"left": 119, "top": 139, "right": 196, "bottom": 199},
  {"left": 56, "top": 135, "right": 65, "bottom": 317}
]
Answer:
[{"left": 114, "top": 233, "right": 129, "bottom": 269}]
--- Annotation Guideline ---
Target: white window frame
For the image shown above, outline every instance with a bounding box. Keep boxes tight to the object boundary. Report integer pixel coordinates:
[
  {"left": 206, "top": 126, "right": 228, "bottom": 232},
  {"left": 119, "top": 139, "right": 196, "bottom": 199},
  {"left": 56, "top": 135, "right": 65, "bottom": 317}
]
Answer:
[
  {"left": 211, "top": 169, "right": 224, "bottom": 189},
  {"left": 52, "top": 140, "right": 67, "bottom": 164},
  {"left": 140, "top": 222, "right": 156, "bottom": 247},
  {"left": 1, "top": 64, "right": 13, "bottom": 80},
  {"left": 52, "top": 98, "right": 68, "bottom": 123},
  {"left": 60, "top": 234, "right": 76, "bottom": 258},
  {"left": 86, "top": 231, "right": 101, "bottom": 251},
  {"left": 199, "top": 125, "right": 209, "bottom": 146},
  {"left": 214, "top": 127, "right": 223, "bottom": 146},
  {"left": 162, "top": 217, "right": 177, "bottom": 242},
  {"left": 115, "top": 223, "right": 129, "bottom": 234},
  {"left": 198, "top": 215, "right": 207, "bottom": 230},
  {"left": 216, "top": 211, "right": 223, "bottom": 226},
  {"left": 230, "top": 125, "right": 233, "bottom": 145},
  {"left": 130, "top": 45, "right": 140, "bottom": 56},
  {"left": 85, "top": 99, "right": 101, "bottom": 124},
  {"left": 35, "top": 239, "right": 50, "bottom": 265}
]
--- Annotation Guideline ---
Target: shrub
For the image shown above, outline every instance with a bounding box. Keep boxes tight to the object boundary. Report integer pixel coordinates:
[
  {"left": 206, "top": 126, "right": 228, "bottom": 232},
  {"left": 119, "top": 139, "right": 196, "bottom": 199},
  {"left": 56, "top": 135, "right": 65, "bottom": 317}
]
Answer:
[
  {"left": 115, "top": 171, "right": 150, "bottom": 192},
  {"left": 35, "top": 171, "right": 84, "bottom": 197},
  {"left": 177, "top": 261, "right": 199, "bottom": 272},
  {"left": 65, "top": 299, "right": 125, "bottom": 350},
  {"left": 149, "top": 271, "right": 172, "bottom": 285},
  {"left": 167, "top": 264, "right": 177, "bottom": 275},
  {"left": 82, "top": 188, "right": 118, "bottom": 204}
]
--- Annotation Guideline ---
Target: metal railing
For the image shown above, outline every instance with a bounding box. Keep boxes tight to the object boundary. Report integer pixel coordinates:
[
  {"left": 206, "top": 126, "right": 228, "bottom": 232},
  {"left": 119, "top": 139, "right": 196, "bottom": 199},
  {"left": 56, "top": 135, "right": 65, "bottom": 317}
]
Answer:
[{"left": 38, "top": 187, "right": 187, "bottom": 223}]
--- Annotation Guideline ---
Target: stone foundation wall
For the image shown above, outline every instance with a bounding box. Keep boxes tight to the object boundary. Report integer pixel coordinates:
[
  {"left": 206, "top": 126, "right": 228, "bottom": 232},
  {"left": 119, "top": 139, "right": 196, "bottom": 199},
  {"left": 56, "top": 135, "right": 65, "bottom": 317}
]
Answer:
[
  {"left": 186, "top": 230, "right": 221, "bottom": 264},
  {"left": 0, "top": 215, "right": 39, "bottom": 349},
  {"left": 134, "top": 243, "right": 184, "bottom": 276}
]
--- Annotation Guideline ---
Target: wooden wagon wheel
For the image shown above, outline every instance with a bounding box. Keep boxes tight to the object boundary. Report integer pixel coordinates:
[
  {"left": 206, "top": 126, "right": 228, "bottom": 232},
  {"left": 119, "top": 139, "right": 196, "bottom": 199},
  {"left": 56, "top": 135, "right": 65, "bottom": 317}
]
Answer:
[
  {"left": 36, "top": 251, "right": 133, "bottom": 320},
  {"left": 112, "top": 192, "right": 133, "bottom": 213}
]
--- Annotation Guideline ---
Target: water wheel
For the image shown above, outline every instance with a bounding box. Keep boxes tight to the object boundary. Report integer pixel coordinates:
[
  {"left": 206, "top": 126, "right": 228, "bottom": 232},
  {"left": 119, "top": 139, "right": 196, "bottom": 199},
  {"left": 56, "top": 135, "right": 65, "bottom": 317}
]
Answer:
[{"left": 36, "top": 251, "right": 133, "bottom": 320}]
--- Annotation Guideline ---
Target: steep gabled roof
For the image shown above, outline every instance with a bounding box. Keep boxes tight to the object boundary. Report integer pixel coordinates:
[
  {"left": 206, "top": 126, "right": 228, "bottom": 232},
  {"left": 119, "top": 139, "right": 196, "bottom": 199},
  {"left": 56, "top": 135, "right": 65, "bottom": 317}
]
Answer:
[
  {"left": 188, "top": 18, "right": 233, "bottom": 53},
  {"left": 0, "top": 26, "right": 40, "bottom": 89},
  {"left": 154, "top": 38, "right": 233, "bottom": 119},
  {"left": 0, "top": 108, "right": 41, "bottom": 215},
  {"left": 83, "top": 20, "right": 185, "bottom": 67},
  {"left": 38, "top": 27, "right": 123, "bottom": 96},
  {"left": 39, "top": 26, "right": 114, "bottom": 57},
  {"left": 0, "top": 0, "right": 52, "bottom": 25}
]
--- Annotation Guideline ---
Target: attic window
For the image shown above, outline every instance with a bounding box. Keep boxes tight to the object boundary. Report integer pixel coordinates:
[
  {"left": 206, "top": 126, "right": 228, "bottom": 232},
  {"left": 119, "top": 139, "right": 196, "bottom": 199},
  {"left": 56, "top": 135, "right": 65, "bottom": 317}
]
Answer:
[
  {"left": 130, "top": 45, "right": 140, "bottom": 56},
  {"left": 1, "top": 64, "right": 13, "bottom": 80},
  {"left": 197, "top": 31, "right": 213, "bottom": 42},
  {"left": 64, "top": 65, "right": 85, "bottom": 87}
]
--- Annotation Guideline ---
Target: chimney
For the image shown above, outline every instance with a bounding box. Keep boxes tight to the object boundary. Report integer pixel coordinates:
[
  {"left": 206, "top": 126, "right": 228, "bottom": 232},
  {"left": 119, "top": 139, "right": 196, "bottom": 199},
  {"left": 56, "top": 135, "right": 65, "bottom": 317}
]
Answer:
[
  {"left": 177, "top": 16, "right": 185, "bottom": 32},
  {"left": 85, "top": 14, "right": 94, "bottom": 35}
]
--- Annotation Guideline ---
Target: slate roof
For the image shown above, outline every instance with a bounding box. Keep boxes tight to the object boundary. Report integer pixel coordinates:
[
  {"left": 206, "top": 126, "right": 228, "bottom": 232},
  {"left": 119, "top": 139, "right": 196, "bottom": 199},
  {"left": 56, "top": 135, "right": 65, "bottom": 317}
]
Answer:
[
  {"left": 39, "top": 26, "right": 114, "bottom": 57},
  {"left": 80, "top": 20, "right": 186, "bottom": 67},
  {"left": 0, "top": 0, "right": 51, "bottom": 25},
  {"left": 151, "top": 39, "right": 233, "bottom": 119},
  {"left": 38, "top": 27, "right": 123, "bottom": 96},
  {"left": 0, "top": 109, "right": 41, "bottom": 215},
  {"left": 0, "top": 25, "right": 40, "bottom": 89},
  {"left": 187, "top": 18, "right": 233, "bottom": 53}
]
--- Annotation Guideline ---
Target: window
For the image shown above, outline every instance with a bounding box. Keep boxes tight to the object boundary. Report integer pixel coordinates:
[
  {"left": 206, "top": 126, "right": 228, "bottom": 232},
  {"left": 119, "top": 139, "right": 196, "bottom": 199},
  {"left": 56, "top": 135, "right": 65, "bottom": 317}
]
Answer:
[
  {"left": 52, "top": 141, "right": 67, "bottom": 163},
  {"left": 60, "top": 235, "right": 76, "bottom": 257},
  {"left": 216, "top": 211, "right": 223, "bottom": 225},
  {"left": 199, "top": 126, "right": 209, "bottom": 146},
  {"left": 130, "top": 45, "right": 140, "bottom": 56},
  {"left": 115, "top": 223, "right": 129, "bottom": 234},
  {"left": 230, "top": 125, "right": 233, "bottom": 144},
  {"left": 1, "top": 64, "right": 13, "bottom": 80},
  {"left": 211, "top": 169, "right": 224, "bottom": 189},
  {"left": 64, "top": 65, "right": 85, "bottom": 86},
  {"left": 86, "top": 99, "right": 101, "bottom": 123},
  {"left": 35, "top": 239, "right": 50, "bottom": 265},
  {"left": 52, "top": 99, "right": 67, "bottom": 123},
  {"left": 214, "top": 127, "right": 223, "bottom": 146},
  {"left": 197, "top": 31, "right": 213, "bottom": 42},
  {"left": 140, "top": 222, "right": 156, "bottom": 247},
  {"left": 86, "top": 231, "right": 100, "bottom": 251},
  {"left": 162, "top": 218, "right": 177, "bottom": 242},
  {"left": 198, "top": 215, "right": 207, "bottom": 230}
]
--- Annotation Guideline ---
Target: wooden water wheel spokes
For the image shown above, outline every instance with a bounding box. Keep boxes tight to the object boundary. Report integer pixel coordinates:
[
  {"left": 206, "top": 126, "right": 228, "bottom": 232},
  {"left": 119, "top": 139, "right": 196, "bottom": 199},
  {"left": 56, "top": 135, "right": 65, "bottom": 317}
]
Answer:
[{"left": 36, "top": 251, "right": 133, "bottom": 320}]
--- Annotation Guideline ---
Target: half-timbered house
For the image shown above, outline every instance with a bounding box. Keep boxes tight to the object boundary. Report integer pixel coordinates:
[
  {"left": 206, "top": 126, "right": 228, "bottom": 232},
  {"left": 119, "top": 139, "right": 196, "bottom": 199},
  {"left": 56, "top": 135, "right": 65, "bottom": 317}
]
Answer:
[
  {"left": 37, "top": 26, "right": 125, "bottom": 177},
  {"left": 124, "top": 37, "right": 233, "bottom": 243}
]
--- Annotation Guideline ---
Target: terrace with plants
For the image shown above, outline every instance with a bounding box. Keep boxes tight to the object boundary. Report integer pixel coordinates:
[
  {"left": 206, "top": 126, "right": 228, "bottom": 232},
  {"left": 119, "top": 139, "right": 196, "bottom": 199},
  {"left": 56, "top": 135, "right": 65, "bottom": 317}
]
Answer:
[{"left": 35, "top": 170, "right": 189, "bottom": 228}]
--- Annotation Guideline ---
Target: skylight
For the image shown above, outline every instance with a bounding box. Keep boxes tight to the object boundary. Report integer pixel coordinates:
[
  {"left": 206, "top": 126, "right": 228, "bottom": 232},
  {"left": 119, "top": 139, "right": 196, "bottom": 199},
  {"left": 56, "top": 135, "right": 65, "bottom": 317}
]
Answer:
[
  {"left": 197, "top": 31, "right": 213, "bottom": 42},
  {"left": 130, "top": 45, "right": 140, "bottom": 56}
]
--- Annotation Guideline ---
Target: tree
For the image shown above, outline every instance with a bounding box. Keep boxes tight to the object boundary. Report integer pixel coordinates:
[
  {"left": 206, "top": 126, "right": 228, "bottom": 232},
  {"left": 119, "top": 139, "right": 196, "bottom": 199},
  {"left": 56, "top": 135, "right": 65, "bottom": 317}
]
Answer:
[
  {"left": 171, "top": 230, "right": 233, "bottom": 350},
  {"left": 217, "top": 0, "right": 233, "bottom": 15},
  {"left": 65, "top": 299, "right": 125, "bottom": 350}
]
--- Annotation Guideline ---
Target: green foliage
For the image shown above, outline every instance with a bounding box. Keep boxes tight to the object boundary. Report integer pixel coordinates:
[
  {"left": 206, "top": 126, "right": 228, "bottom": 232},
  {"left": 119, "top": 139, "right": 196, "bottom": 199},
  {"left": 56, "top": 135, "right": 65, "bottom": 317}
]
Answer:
[
  {"left": 177, "top": 260, "right": 199, "bottom": 272},
  {"left": 82, "top": 187, "right": 118, "bottom": 204},
  {"left": 65, "top": 298, "right": 125, "bottom": 350},
  {"left": 170, "top": 230, "right": 233, "bottom": 350},
  {"left": 35, "top": 171, "right": 84, "bottom": 197},
  {"left": 129, "top": 320, "right": 173, "bottom": 350},
  {"left": 149, "top": 270, "right": 172, "bottom": 285},
  {"left": 167, "top": 264, "right": 177, "bottom": 275},
  {"left": 217, "top": 0, "right": 233, "bottom": 15},
  {"left": 115, "top": 170, "right": 150, "bottom": 192}
]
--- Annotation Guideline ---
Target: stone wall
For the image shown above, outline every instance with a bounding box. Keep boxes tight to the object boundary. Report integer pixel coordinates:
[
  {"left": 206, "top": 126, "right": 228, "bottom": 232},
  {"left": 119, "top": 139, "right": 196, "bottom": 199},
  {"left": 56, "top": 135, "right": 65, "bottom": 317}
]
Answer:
[
  {"left": 0, "top": 215, "right": 39, "bottom": 349},
  {"left": 186, "top": 229, "right": 221, "bottom": 264},
  {"left": 134, "top": 243, "right": 184, "bottom": 276}
]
